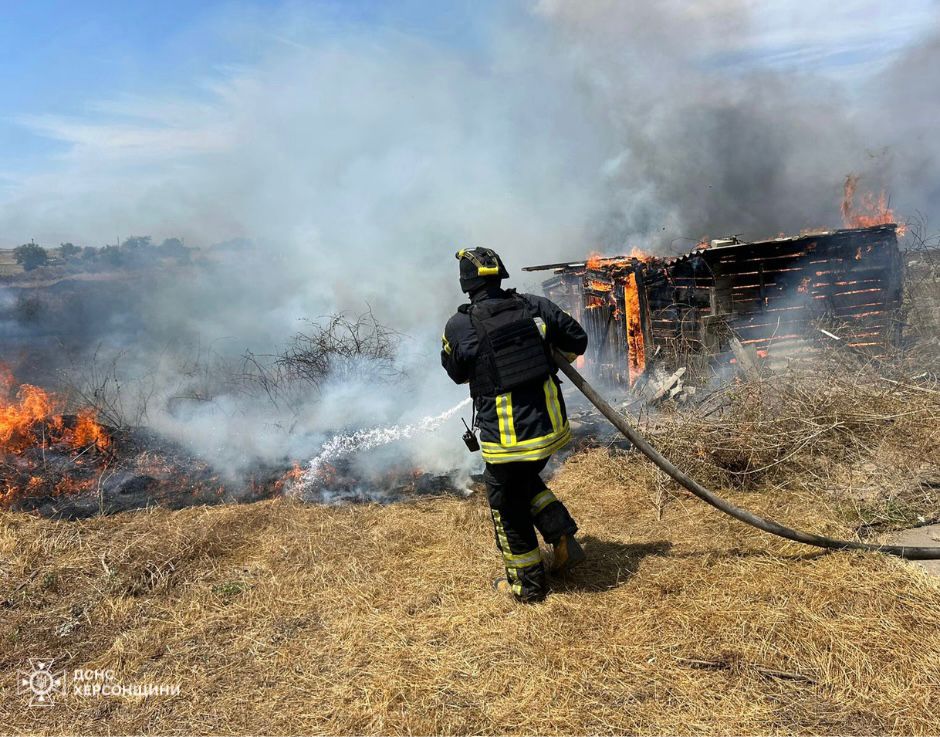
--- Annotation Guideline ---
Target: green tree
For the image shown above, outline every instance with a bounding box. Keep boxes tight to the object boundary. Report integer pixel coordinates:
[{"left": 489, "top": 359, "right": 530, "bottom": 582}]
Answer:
[
  {"left": 158, "top": 237, "right": 185, "bottom": 255},
  {"left": 58, "top": 242, "right": 81, "bottom": 259},
  {"left": 121, "top": 235, "right": 152, "bottom": 251},
  {"left": 13, "top": 241, "right": 49, "bottom": 271},
  {"left": 157, "top": 237, "right": 190, "bottom": 262},
  {"left": 100, "top": 244, "right": 124, "bottom": 266}
]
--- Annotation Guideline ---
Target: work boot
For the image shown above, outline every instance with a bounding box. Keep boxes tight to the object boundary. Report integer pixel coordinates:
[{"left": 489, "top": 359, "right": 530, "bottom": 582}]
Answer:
[
  {"left": 492, "top": 577, "right": 515, "bottom": 598},
  {"left": 492, "top": 577, "right": 546, "bottom": 603},
  {"left": 550, "top": 534, "right": 586, "bottom": 574}
]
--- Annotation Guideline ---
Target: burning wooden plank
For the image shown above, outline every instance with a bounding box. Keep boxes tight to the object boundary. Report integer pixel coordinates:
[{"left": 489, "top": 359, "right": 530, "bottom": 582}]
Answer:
[{"left": 528, "top": 224, "right": 903, "bottom": 387}]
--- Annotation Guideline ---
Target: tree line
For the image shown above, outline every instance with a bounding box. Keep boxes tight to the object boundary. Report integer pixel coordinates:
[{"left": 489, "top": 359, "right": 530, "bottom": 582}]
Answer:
[{"left": 11, "top": 236, "right": 189, "bottom": 271}]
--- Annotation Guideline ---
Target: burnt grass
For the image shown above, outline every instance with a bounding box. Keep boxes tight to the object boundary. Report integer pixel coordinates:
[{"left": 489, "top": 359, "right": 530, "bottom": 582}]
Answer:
[
  {"left": 3, "top": 422, "right": 284, "bottom": 519},
  {"left": 3, "top": 420, "right": 479, "bottom": 520}
]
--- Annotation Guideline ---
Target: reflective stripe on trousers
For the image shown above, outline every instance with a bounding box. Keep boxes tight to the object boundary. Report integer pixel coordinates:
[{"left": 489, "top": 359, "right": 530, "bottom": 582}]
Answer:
[
  {"left": 484, "top": 458, "right": 578, "bottom": 602},
  {"left": 492, "top": 509, "right": 541, "bottom": 598}
]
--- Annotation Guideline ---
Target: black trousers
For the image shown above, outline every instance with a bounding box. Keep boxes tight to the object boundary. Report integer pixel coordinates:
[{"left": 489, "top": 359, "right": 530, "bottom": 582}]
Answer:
[{"left": 483, "top": 456, "right": 578, "bottom": 602}]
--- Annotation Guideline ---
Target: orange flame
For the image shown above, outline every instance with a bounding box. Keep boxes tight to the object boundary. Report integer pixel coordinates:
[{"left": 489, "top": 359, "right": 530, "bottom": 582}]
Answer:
[
  {"left": 1, "top": 369, "right": 111, "bottom": 503},
  {"left": 624, "top": 273, "right": 645, "bottom": 385},
  {"left": 72, "top": 409, "right": 110, "bottom": 450},
  {"left": 0, "top": 365, "right": 110, "bottom": 456},
  {"left": 274, "top": 462, "right": 304, "bottom": 495},
  {"left": 841, "top": 174, "right": 896, "bottom": 229},
  {"left": 0, "top": 384, "right": 58, "bottom": 453},
  {"left": 586, "top": 247, "right": 655, "bottom": 270}
]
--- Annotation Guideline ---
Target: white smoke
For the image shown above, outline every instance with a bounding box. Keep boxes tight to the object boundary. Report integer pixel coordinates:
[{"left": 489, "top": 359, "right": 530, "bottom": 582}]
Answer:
[{"left": 0, "top": 1, "right": 936, "bottom": 476}]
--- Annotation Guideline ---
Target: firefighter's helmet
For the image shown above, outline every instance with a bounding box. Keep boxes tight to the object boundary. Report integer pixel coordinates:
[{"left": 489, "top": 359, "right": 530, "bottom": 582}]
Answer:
[{"left": 455, "top": 247, "right": 509, "bottom": 293}]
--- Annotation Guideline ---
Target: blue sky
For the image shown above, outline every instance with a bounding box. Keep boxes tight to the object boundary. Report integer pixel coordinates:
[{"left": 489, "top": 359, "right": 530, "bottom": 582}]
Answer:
[
  {"left": 1, "top": 0, "right": 934, "bottom": 167},
  {"left": 0, "top": 0, "right": 494, "bottom": 179},
  {"left": 0, "top": 1, "right": 219, "bottom": 168},
  {"left": 2, "top": 0, "right": 935, "bottom": 167},
  {"left": 0, "top": 0, "right": 937, "bottom": 248}
]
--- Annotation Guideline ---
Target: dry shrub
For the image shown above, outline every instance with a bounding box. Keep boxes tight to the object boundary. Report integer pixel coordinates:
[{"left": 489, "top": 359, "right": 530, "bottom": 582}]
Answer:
[
  {"left": 902, "top": 216, "right": 940, "bottom": 345},
  {"left": 648, "top": 352, "right": 940, "bottom": 506}
]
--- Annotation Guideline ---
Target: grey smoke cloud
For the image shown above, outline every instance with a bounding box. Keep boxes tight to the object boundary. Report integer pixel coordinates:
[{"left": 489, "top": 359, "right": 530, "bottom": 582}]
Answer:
[
  {"left": 533, "top": 0, "right": 940, "bottom": 246},
  {"left": 0, "top": 1, "right": 936, "bottom": 474}
]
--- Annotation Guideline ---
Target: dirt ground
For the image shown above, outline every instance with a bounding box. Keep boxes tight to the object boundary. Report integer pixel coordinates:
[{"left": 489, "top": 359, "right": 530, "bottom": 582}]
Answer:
[
  {"left": 1, "top": 447, "right": 938, "bottom": 736},
  {"left": 891, "top": 523, "right": 940, "bottom": 578}
]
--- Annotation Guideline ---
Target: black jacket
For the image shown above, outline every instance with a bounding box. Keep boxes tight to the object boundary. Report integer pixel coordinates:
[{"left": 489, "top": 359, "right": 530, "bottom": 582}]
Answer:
[{"left": 441, "top": 288, "right": 588, "bottom": 464}]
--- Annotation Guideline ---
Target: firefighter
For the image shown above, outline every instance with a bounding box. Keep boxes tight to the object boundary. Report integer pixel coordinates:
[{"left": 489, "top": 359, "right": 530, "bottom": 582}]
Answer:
[{"left": 441, "top": 247, "right": 589, "bottom": 602}]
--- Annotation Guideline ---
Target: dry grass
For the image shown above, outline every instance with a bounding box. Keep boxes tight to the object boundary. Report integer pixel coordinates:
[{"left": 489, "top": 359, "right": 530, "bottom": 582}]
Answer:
[
  {"left": 1, "top": 441, "right": 939, "bottom": 735},
  {"left": 645, "top": 352, "right": 940, "bottom": 532},
  {"left": 0, "top": 250, "right": 22, "bottom": 277}
]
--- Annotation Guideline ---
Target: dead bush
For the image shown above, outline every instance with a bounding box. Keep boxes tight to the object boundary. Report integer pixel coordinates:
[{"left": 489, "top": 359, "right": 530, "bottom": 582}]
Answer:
[{"left": 647, "top": 351, "right": 940, "bottom": 501}]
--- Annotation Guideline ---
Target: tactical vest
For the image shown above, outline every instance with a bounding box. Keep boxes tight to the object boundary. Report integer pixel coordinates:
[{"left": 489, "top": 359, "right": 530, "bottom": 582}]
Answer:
[{"left": 466, "top": 293, "right": 553, "bottom": 398}]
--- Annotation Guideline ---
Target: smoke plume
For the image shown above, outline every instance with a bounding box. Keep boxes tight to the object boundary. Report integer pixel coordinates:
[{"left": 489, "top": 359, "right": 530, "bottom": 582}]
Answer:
[{"left": 0, "top": 1, "right": 936, "bottom": 476}]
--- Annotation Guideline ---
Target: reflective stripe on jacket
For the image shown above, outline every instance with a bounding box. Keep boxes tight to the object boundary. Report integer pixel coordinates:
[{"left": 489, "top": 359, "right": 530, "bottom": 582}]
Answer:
[{"left": 441, "top": 289, "right": 588, "bottom": 464}]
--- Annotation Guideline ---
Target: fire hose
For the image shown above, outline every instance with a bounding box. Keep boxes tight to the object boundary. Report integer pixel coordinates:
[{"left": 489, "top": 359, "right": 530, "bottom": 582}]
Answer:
[{"left": 551, "top": 348, "right": 940, "bottom": 560}]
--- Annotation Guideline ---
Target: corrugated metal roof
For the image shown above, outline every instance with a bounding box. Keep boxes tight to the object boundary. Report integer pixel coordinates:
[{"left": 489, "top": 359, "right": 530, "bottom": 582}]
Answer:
[{"left": 523, "top": 224, "right": 899, "bottom": 273}]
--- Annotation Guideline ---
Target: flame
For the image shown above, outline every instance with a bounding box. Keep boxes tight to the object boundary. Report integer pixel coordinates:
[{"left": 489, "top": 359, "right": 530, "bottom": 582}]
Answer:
[
  {"left": 0, "top": 384, "right": 58, "bottom": 453},
  {"left": 0, "top": 369, "right": 109, "bottom": 453},
  {"left": 624, "top": 273, "right": 646, "bottom": 385},
  {"left": 274, "top": 462, "right": 304, "bottom": 494},
  {"left": 0, "top": 364, "right": 111, "bottom": 502},
  {"left": 586, "top": 247, "right": 654, "bottom": 270},
  {"left": 582, "top": 248, "right": 654, "bottom": 385},
  {"left": 841, "top": 174, "right": 896, "bottom": 228},
  {"left": 72, "top": 409, "right": 110, "bottom": 450},
  {"left": 797, "top": 277, "right": 811, "bottom": 294}
]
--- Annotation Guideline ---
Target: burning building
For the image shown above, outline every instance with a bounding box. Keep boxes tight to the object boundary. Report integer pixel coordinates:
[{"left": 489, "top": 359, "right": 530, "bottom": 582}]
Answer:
[{"left": 525, "top": 224, "right": 903, "bottom": 386}]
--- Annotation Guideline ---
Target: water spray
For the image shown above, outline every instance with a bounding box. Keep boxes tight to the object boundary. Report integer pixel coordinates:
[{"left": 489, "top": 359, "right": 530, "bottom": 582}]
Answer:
[{"left": 294, "top": 397, "right": 472, "bottom": 495}]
